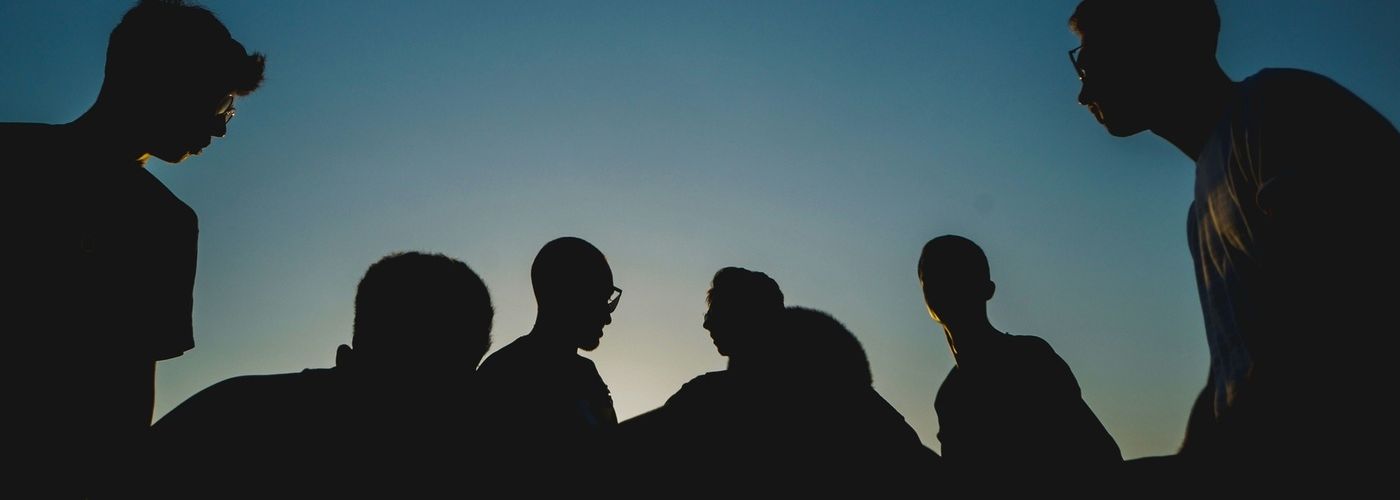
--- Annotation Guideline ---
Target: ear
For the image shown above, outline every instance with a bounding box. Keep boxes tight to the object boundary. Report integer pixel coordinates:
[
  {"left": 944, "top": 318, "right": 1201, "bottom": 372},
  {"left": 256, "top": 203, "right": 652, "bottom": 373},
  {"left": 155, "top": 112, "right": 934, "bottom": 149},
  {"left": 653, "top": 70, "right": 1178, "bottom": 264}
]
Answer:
[
  {"left": 984, "top": 280, "right": 997, "bottom": 301},
  {"left": 335, "top": 344, "right": 355, "bottom": 369}
]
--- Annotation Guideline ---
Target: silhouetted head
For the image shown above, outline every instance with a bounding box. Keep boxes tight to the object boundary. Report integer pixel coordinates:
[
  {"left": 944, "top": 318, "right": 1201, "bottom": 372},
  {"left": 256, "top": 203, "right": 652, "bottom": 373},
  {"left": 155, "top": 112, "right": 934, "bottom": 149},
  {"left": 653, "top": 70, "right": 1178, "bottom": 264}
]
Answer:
[
  {"left": 703, "top": 267, "right": 784, "bottom": 358},
  {"left": 97, "top": 0, "right": 265, "bottom": 163},
  {"left": 918, "top": 235, "right": 994, "bottom": 326},
  {"left": 345, "top": 252, "right": 493, "bottom": 383},
  {"left": 1069, "top": 0, "right": 1220, "bottom": 136},
  {"left": 778, "top": 307, "right": 872, "bottom": 386},
  {"left": 532, "top": 237, "right": 616, "bottom": 351}
]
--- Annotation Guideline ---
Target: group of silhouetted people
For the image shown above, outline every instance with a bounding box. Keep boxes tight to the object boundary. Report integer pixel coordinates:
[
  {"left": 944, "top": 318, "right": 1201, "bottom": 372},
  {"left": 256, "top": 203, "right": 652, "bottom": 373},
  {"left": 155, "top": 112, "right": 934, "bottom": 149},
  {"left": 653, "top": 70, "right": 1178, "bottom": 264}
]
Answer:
[{"left": 3, "top": 0, "right": 1397, "bottom": 497}]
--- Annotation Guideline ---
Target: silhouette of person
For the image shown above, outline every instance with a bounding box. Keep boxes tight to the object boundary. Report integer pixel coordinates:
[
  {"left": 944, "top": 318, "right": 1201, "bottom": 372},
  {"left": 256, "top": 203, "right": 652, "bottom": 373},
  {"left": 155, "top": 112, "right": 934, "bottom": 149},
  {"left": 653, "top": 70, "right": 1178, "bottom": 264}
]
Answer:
[
  {"left": 766, "top": 306, "right": 940, "bottom": 489},
  {"left": 615, "top": 267, "right": 786, "bottom": 486},
  {"left": 0, "top": 0, "right": 264, "bottom": 495},
  {"left": 704, "top": 267, "right": 787, "bottom": 372},
  {"left": 475, "top": 236, "right": 619, "bottom": 481},
  {"left": 624, "top": 267, "right": 784, "bottom": 425},
  {"left": 919, "top": 235, "right": 1121, "bottom": 474},
  {"left": 1069, "top": 0, "right": 1399, "bottom": 483},
  {"left": 622, "top": 269, "right": 937, "bottom": 492},
  {"left": 151, "top": 252, "right": 493, "bottom": 496}
]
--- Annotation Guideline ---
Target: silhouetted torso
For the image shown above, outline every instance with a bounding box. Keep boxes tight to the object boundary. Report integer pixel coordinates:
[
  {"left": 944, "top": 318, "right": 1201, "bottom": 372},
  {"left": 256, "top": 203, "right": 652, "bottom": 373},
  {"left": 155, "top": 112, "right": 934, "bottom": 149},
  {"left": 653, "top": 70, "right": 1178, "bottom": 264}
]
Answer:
[
  {"left": 7, "top": 123, "right": 198, "bottom": 360},
  {"left": 621, "top": 368, "right": 938, "bottom": 492},
  {"left": 152, "top": 368, "right": 468, "bottom": 496},
  {"left": 934, "top": 333, "right": 1120, "bottom": 470},
  {"left": 5, "top": 122, "right": 198, "bottom": 495},
  {"left": 475, "top": 332, "right": 616, "bottom": 476},
  {"left": 1183, "top": 68, "right": 1400, "bottom": 466}
]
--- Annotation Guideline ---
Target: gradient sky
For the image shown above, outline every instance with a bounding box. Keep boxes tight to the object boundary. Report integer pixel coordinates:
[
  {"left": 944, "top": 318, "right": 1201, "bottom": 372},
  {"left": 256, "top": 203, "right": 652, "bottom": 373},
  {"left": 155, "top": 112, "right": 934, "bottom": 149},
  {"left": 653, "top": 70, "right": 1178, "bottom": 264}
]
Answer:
[{"left": 3, "top": 0, "right": 1396, "bottom": 459}]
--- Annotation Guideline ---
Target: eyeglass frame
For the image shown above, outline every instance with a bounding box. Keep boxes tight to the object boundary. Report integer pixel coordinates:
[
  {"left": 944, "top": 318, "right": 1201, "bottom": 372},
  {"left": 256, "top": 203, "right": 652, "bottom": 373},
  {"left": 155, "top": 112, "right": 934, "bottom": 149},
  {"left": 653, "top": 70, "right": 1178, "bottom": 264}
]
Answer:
[
  {"left": 607, "top": 286, "right": 622, "bottom": 313},
  {"left": 214, "top": 93, "right": 237, "bottom": 126},
  {"left": 1069, "top": 45, "right": 1086, "bottom": 80}
]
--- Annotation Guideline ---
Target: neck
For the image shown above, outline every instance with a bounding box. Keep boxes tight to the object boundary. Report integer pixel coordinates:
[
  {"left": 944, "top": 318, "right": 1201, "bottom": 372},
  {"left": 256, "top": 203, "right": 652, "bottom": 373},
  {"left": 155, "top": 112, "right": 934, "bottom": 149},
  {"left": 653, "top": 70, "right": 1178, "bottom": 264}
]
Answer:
[
  {"left": 528, "top": 315, "right": 578, "bottom": 354},
  {"left": 1150, "top": 64, "right": 1235, "bottom": 161},
  {"left": 68, "top": 101, "right": 150, "bottom": 166},
  {"left": 942, "top": 315, "right": 1000, "bottom": 366}
]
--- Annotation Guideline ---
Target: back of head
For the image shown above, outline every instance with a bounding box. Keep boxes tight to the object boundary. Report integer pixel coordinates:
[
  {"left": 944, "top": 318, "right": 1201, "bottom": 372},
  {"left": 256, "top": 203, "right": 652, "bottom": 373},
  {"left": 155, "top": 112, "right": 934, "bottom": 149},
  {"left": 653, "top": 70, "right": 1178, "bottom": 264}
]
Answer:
[
  {"left": 919, "top": 235, "right": 990, "bottom": 293},
  {"left": 778, "top": 307, "right": 872, "bottom": 387},
  {"left": 353, "top": 252, "right": 493, "bottom": 372},
  {"left": 919, "top": 235, "right": 994, "bottom": 324},
  {"left": 706, "top": 267, "right": 784, "bottom": 357},
  {"left": 531, "top": 236, "right": 612, "bottom": 307},
  {"left": 707, "top": 267, "right": 784, "bottom": 321},
  {"left": 1069, "top": 0, "right": 1219, "bottom": 62},
  {"left": 104, "top": 0, "right": 265, "bottom": 98}
]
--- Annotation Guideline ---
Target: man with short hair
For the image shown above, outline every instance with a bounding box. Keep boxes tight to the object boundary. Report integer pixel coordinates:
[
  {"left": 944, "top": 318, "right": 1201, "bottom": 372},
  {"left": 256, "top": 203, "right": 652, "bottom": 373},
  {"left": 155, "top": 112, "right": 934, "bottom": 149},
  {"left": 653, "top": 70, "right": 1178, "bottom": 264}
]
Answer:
[
  {"left": 1069, "top": 0, "right": 1398, "bottom": 481},
  {"left": 919, "top": 235, "right": 1120, "bottom": 475},
  {"left": 476, "top": 237, "right": 621, "bottom": 480},
  {"left": 153, "top": 252, "right": 493, "bottom": 495},
  {"left": 2, "top": 0, "right": 265, "bottom": 495}
]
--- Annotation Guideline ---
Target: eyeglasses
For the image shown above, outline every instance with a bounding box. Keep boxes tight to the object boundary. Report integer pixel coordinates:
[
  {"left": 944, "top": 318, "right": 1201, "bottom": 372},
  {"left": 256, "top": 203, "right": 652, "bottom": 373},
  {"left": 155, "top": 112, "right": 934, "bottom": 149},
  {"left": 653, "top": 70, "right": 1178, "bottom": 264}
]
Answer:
[
  {"left": 607, "top": 286, "right": 622, "bottom": 313},
  {"left": 214, "top": 94, "right": 237, "bottom": 126},
  {"left": 1069, "top": 45, "right": 1085, "bottom": 80}
]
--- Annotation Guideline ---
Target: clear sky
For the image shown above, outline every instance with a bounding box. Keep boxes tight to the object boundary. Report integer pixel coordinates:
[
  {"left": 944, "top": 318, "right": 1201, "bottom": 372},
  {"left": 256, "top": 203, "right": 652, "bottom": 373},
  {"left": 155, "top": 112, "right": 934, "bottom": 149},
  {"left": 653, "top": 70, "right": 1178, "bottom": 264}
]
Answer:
[{"left": 2, "top": 0, "right": 1396, "bottom": 459}]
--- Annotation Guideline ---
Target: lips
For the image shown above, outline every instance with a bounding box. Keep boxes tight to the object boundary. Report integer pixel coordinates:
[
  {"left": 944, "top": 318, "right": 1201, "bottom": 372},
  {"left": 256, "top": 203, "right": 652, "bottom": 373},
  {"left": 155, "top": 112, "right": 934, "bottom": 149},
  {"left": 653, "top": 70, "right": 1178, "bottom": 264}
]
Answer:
[
  {"left": 1087, "top": 103, "right": 1106, "bottom": 124},
  {"left": 189, "top": 138, "right": 212, "bottom": 155}
]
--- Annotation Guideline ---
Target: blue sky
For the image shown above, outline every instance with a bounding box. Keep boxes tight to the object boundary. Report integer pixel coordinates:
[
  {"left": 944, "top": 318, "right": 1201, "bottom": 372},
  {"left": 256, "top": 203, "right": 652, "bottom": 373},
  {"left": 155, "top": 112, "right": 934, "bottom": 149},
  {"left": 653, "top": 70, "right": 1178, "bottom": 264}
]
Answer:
[{"left": 3, "top": 0, "right": 1396, "bottom": 459}]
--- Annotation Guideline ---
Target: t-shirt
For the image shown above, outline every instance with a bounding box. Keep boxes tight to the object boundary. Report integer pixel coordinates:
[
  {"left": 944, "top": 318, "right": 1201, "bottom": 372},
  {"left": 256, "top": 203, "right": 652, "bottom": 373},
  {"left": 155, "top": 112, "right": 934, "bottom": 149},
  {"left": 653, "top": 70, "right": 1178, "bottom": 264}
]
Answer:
[
  {"left": 474, "top": 332, "right": 617, "bottom": 473},
  {"left": 1184, "top": 68, "right": 1400, "bottom": 458},
  {"left": 619, "top": 368, "right": 940, "bottom": 492},
  {"left": 153, "top": 367, "right": 471, "bottom": 497},
  {"left": 4, "top": 123, "right": 198, "bottom": 361},
  {"left": 934, "top": 333, "right": 1121, "bottom": 467}
]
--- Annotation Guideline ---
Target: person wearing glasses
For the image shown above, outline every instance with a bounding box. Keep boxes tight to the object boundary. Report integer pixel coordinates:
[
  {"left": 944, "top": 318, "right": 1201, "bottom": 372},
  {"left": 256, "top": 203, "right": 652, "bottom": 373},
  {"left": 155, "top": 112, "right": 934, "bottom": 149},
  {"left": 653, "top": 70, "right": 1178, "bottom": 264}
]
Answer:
[
  {"left": 152, "top": 252, "right": 493, "bottom": 496},
  {"left": 476, "top": 236, "right": 621, "bottom": 483},
  {"left": 1, "top": 0, "right": 264, "bottom": 496},
  {"left": 1068, "top": 0, "right": 1398, "bottom": 485}
]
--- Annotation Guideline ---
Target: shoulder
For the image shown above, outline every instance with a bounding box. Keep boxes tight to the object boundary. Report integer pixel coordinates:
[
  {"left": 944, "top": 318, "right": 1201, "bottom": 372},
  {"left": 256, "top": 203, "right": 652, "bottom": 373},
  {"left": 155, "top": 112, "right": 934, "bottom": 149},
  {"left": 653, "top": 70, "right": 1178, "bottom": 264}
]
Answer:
[
  {"left": 477, "top": 336, "right": 558, "bottom": 392},
  {"left": 1, "top": 123, "right": 64, "bottom": 181},
  {"left": 0, "top": 122, "right": 59, "bottom": 145},
  {"left": 1243, "top": 68, "right": 1360, "bottom": 98},
  {"left": 678, "top": 371, "right": 731, "bottom": 393},
  {"left": 1243, "top": 68, "right": 1339, "bottom": 91},
  {"left": 666, "top": 371, "right": 730, "bottom": 407},
  {"left": 189, "top": 372, "right": 318, "bottom": 406},
  {"left": 1003, "top": 334, "right": 1058, "bottom": 358},
  {"left": 1002, "top": 334, "right": 1077, "bottom": 376},
  {"left": 1240, "top": 68, "right": 1377, "bottom": 123},
  {"left": 477, "top": 335, "right": 530, "bottom": 374},
  {"left": 157, "top": 372, "right": 310, "bottom": 430}
]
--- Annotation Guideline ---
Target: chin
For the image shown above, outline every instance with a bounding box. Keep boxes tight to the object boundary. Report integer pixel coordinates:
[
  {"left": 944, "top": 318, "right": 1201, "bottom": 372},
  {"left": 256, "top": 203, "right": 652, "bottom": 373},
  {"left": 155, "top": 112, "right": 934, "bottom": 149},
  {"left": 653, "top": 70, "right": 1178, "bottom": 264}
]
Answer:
[
  {"left": 578, "top": 335, "right": 602, "bottom": 351},
  {"left": 1097, "top": 110, "right": 1149, "bottom": 138},
  {"left": 1105, "top": 121, "right": 1148, "bottom": 137},
  {"left": 150, "top": 151, "right": 192, "bottom": 164},
  {"left": 153, "top": 144, "right": 210, "bottom": 163}
]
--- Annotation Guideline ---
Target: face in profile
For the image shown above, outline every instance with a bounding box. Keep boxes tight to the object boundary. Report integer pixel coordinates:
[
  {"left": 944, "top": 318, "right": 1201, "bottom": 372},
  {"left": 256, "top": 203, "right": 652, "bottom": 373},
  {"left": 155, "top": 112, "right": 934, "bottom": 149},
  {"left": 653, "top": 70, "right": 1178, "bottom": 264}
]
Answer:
[
  {"left": 1073, "top": 43, "right": 1164, "bottom": 137},
  {"left": 572, "top": 283, "right": 617, "bottom": 351},
  {"left": 702, "top": 298, "right": 733, "bottom": 357},
  {"left": 145, "top": 89, "right": 236, "bottom": 163}
]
